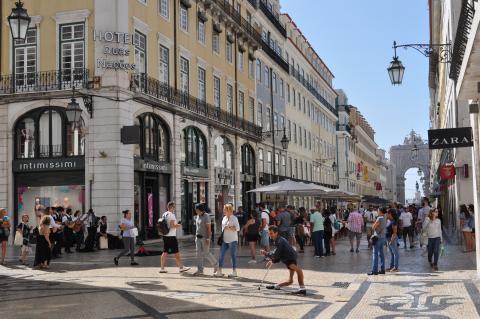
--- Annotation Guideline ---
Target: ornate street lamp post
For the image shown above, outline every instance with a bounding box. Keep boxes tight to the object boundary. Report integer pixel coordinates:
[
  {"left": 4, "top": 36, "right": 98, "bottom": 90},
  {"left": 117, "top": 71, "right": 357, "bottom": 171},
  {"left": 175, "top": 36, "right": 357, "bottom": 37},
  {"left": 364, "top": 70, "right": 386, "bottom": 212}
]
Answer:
[
  {"left": 66, "top": 87, "right": 82, "bottom": 127},
  {"left": 8, "top": 1, "right": 31, "bottom": 41}
]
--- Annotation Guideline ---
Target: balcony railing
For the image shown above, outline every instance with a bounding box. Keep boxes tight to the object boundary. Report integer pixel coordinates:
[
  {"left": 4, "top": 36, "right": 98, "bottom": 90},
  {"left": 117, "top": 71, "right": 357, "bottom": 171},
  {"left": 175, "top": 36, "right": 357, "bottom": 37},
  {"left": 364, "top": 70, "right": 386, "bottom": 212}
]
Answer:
[
  {"left": 210, "top": 0, "right": 262, "bottom": 44},
  {"left": 336, "top": 123, "right": 352, "bottom": 134},
  {"left": 258, "top": 0, "right": 287, "bottom": 38},
  {"left": 261, "top": 40, "right": 289, "bottom": 72},
  {"left": 0, "top": 69, "right": 89, "bottom": 94},
  {"left": 247, "top": 0, "right": 257, "bottom": 8},
  {"left": 131, "top": 74, "right": 263, "bottom": 138},
  {"left": 290, "top": 66, "right": 337, "bottom": 116}
]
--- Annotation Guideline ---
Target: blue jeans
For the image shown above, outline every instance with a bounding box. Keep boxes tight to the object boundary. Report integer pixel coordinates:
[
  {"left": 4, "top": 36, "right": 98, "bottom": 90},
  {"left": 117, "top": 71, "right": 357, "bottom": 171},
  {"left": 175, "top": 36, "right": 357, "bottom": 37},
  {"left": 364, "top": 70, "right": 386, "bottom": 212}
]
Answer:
[
  {"left": 372, "top": 237, "right": 386, "bottom": 273},
  {"left": 427, "top": 237, "right": 441, "bottom": 266},
  {"left": 387, "top": 238, "right": 399, "bottom": 269},
  {"left": 218, "top": 241, "right": 238, "bottom": 269},
  {"left": 312, "top": 230, "right": 324, "bottom": 256}
]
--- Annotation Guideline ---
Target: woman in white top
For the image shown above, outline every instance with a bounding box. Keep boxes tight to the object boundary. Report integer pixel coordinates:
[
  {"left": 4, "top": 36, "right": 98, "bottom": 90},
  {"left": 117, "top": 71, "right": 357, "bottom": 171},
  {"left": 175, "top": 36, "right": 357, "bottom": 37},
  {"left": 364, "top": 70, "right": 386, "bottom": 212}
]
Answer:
[
  {"left": 423, "top": 208, "right": 442, "bottom": 271},
  {"left": 215, "top": 204, "right": 240, "bottom": 278},
  {"left": 114, "top": 210, "right": 139, "bottom": 266}
]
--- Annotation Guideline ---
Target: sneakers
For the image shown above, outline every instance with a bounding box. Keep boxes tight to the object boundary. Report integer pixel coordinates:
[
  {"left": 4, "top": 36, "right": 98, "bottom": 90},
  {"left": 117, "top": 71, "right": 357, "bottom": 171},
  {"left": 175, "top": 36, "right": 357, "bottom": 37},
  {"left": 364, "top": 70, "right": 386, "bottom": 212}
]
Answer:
[
  {"left": 266, "top": 285, "right": 280, "bottom": 290},
  {"left": 355, "top": 249, "right": 359, "bottom": 253},
  {"left": 159, "top": 269, "right": 168, "bottom": 273},
  {"left": 378, "top": 270, "right": 386, "bottom": 275},
  {"left": 213, "top": 269, "right": 223, "bottom": 277},
  {"left": 314, "top": 255, "right": 321, "bottom": 258},
  {"left": 385, "top": 267, "right": 393, "bottom": 272},
  {"left": 350, "top": 249, "right": 354, "bottom": 252},
  {"left": 292, "top": 289, "right": 307, "bottom": 296},
  {"left": 390, "top": 268, "right": 400, "bottom": 272},
  {"left": 367, "top": 271, "right": 378, "bottom": 276},
  {"left": 130, "top": 261, "right": 139, "bottom": 266},
  {"left": 179, "top": 266, "right": 190, "bottom": 273},
  {"left": 227, "top": 270, "right": 237, "bottom": 278},
  {"left": 433, "top": 265, "right": 439, "bottom": 271},
  {"left": 113, "top": 257, "right": 118, "bottom": 266},
  {"left": 248, "top": 259, "right": 257, "bottom": 264},
  {"left": 193, "top": 270, "right": 204, "bottom": 276}
]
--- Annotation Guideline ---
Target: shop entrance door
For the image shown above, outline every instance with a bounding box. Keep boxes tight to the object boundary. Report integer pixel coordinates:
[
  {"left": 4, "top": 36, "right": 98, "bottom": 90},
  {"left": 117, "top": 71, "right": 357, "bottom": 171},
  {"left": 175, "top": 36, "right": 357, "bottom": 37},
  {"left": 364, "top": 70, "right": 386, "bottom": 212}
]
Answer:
[{"left": 144, "top": 176, "right": 159, "bottom": 239}]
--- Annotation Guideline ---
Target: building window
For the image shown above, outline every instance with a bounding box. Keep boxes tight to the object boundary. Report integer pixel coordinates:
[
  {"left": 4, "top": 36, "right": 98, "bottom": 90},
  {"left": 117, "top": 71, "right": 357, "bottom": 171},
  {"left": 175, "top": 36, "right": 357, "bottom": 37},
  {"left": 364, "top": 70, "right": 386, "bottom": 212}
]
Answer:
[
  {"left": 266, "top": 151, "right": 272, "bottom": 174},
  {"left": 249, "top": 97, "right": 255, "bottom": 123},
  {"left": 241, "top": 144, "right": 256, "bottom": 175},
  {"left": 264, "top": 66, "right": 269, "bottom": 87},
  {"left": 248, "top": 59, "right": 254, "bottom": 78},
  {"left": 293, "top": 88, "right": 296, "bottom": 106},
  {"left": 184, "top": 126, "right": 207, "bottom": 168},
  {"left": 293, "top": 123, "right": 297, "bottom": 143},
  {"left": 134, "top": 30, "right": 147, "bottom": 75},
  {"left": 265, "top": 107, "right": 271, "bottom": 131},
  {"left": 226, "top": 40, "right": 233, "bottom": 63},
  {"left": 257, "top": 102, "right": 263, "bottom": 127},
  {"left": 279, "top": 79, "right": 284, "bottom": 98},
  {"left": 239, "top": 91, "right": 245, "bottom": 119},
  {"left": 180, "top": 5, "right": 188, "bottom": 32},
  {"left": 294, "top": 159, "right": 298, "bottom": 178},
  {"left": 159, "top": 45, "right": 169, "bottom": 84},
  {"left": 14, "top": 28, "right": 37, "bottom": 88},
  {"left": 198, "top": 20, "right": 206, "bottom": 44},
  {"left": 213, "top": 31, "right": 220, "bottom": 54},
  {"left": 159, "top": 0, "right": 169, "bottom": 18},
  {"left": 273, "top": 112, "right": 278, "bottom": 131},
  {"left": 139, "top": 113, "right": 170, "bottom": 162},
  {"left": 198, "top": 67, "right": 206, "bottom": 102},
  {"left": 286, "top": 84, "right": 290, "bottom": 103},
  {"left": 227, "top": 84, "right": 234, "bottom": 114},
  {"left": 15, "top": 107, "right": 86, "bottom": 159},
  {"left": 258, "top": 148, "right": 264, "bottom": 173},
  {"left": 238, "top": 51, "right": 244, "bottom": 71},
  {"left": 213, "top": 76, "right": 221, "bottom": 109},
  {"left": 60, "top": 23, "right": 85, "bottom": 83},
  {"left": 214, "top": 136, "right": 233, "bottom": 169},
  {"left": 256, "top": 59, "right": 261, "bottom": 82},
  {"left": 180, "top": 57, "right": 189, "bottom": 94}
]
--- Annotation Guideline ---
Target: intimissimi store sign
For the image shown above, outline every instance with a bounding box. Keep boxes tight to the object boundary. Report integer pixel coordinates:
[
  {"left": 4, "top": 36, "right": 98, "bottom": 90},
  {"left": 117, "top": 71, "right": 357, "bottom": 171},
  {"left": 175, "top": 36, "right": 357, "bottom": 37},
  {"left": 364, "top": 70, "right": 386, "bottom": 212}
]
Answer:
[{"left": 13, "top": 158, "right": 85, "bottom": 173}]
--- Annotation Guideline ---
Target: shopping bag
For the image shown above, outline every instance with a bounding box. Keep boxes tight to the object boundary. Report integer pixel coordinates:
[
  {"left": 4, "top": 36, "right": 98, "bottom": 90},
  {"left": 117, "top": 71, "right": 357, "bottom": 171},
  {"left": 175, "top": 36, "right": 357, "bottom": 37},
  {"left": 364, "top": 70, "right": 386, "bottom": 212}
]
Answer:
[
  {"left": 14, "top": 230, "right": 23, "bottom": 246},
  {"left": 440, "top": 243, "right": 446, "bottom": 257},
  {"left": 99, "top": 236, "right": 108, "bottom": 249}
]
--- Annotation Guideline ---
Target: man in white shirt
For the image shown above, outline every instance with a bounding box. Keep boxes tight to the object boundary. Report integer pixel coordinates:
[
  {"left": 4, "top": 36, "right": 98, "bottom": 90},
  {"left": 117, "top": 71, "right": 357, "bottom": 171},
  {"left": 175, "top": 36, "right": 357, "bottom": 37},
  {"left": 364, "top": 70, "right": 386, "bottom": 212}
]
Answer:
[
  {"left": 159, "top": 201, "right": 190, "bottom": 274},
  {"left": 365, "top": 207, "right": 378, "bottom": 249},
  {"left": 400, "top": 207, "right": 414, "bottom": 249},
  {"left": 259, "top": 203, "right": 270, "bottom": 251},
  {"left": 416, "top": 198, "right": 431, "bottom": 247}
]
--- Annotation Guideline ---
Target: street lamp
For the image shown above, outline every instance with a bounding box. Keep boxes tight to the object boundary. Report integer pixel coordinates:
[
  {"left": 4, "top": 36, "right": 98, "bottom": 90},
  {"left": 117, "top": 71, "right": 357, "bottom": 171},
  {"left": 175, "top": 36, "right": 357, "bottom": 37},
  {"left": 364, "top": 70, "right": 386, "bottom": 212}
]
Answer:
[
  {"left": 8, "top": 1, "right": 31, "bottom": 41},
  {"left": 66, "top": 87, "right": 82, "bottom": 127},
  {"left": 280, "top": 127, "right": 289, "bottom": 150},
  {"left": 387, "top": 41, "right": 451, "bottom": 86}
]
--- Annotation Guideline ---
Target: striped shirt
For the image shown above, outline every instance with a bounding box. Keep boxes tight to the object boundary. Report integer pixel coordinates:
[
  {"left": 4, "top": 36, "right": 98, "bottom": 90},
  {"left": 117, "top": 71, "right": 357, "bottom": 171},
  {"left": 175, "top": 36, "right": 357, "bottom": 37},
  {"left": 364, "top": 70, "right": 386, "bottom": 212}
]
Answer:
[{"left": 348, "top": 211, "right": 364, "bottom": 233}]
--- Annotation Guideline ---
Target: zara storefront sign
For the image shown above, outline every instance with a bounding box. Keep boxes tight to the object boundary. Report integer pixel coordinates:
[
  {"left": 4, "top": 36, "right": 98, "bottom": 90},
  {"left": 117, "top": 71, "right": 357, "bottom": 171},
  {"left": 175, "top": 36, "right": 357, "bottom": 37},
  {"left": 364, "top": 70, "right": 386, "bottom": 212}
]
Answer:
[
  {"left": 428, "top": 127, "right": 474, "bottom": 149},
  {"left": 13, "top": 158, "right": 85, "bottom": 173},
  {"left": 94, "top": 30, "right": 136, "bottom": 71}
]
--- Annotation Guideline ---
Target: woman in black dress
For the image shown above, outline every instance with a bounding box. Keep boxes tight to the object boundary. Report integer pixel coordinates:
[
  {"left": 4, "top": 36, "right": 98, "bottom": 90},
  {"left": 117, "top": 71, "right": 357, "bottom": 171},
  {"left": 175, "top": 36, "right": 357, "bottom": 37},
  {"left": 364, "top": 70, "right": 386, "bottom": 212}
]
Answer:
[
  {"left": 34, "top": 216, "right": 52, "bottom": 269},
  {"left": 244, "top": 211, "right": 260, "bottom": 263},
  {"left": 17, "top": 214, "right": 32, "bottom": 265},
  {"left": 0, "top": 208, "right": 10, "bottom": 265}
]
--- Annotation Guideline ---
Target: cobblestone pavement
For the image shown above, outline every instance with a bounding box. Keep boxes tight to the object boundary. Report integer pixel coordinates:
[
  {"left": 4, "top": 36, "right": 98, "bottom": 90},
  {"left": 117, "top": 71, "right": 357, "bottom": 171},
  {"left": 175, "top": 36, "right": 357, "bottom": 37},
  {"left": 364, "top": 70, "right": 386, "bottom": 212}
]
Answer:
[{"left": 0, "top": 236, "right": 479, "bottom": 319}]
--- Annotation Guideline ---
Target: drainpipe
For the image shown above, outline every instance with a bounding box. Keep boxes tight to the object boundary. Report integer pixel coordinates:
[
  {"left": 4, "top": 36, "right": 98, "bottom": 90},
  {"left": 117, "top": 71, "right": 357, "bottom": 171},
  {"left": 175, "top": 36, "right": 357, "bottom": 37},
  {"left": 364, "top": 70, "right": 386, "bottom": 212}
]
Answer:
[
  {"left": 270, "top": 66, "right": 276, "bottom": 183},
  {"left": 173, "top": 0, "right": 178, "bottom": 90},
  {"left": 469, "top": 102, "right": 480, "bottom": 278}
]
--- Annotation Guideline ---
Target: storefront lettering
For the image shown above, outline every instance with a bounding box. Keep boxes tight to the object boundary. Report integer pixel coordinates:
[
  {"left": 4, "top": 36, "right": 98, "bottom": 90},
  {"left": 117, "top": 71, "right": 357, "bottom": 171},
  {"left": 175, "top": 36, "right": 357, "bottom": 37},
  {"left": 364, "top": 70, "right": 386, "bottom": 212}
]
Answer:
[
  {"left": 183, "top": 166, "right": 209, "bottom": 178},
  {"left": 94, "top": 29, "right": 136, "bottom": 72},
  {"left": 13, "top": 158, "right": 84, "bottom": 173}
]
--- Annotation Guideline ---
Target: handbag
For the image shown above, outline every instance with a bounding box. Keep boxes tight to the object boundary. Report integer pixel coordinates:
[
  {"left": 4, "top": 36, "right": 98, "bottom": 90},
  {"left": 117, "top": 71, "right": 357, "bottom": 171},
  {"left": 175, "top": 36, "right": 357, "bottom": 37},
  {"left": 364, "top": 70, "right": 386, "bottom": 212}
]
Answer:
[
  {"left": 218, "top": 216, "right": 230, "bottom": 246},
  {"left": 131, "top": 227, "right": 139, "bottom": 237},
  {"left": 14, "top": 230, "right": 23, "bottom": 246},
  {"left": 99, "top": 236, "right": 108, "bottom": 249},
  {"left": 370, "top": 233, "right": 378, "bottom": 245}
]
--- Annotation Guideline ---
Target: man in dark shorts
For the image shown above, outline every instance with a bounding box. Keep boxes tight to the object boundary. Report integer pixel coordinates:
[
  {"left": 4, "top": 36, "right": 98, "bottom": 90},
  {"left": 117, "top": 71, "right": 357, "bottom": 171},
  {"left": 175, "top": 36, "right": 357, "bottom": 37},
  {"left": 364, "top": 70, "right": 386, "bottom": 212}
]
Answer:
[
  {"left": 261, "top": 225, "right": 306, "bottom": 295},
  {"left": 159, "top": 201, "right": 190, "bottom": 274}
]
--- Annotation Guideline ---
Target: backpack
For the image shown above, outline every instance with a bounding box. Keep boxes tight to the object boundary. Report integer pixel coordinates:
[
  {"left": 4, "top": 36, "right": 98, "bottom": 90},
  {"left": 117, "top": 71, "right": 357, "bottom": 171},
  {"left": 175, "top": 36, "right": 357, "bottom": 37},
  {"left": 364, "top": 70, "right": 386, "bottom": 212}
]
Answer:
[
  {"left": 157, "top": 212, "right": 170, "bottom": 236},
  {"left": 324, "top": 216, "right": 332, "bottom": 234}
]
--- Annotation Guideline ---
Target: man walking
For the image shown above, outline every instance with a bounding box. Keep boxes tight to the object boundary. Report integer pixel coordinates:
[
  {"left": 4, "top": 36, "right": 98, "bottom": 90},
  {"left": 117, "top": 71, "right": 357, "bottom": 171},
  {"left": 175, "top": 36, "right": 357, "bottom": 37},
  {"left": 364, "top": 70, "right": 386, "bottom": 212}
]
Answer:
[
  {"left": 347, "top": 208, "right": 364, "bottom": 253},
  {"left": 400, "top": 207, "right": 414, "bottom": 249},
  {"left": 193, "top": 203, "right": 218, "bottom": 276},
  {"left": 159, "top": 202, "right": 190, "bottom": 274},
  {"left": 310, "top": 205, "right": 325, "bottom": 258},
  {"left": 261, "top": 225, "right": 306, "bottom": 295},
  {"left": 276, "top": 206, "right": 291, "bottom": 241},
  {"left": 259, "top": 203, "right": 271, "bottom": 251},
  {"left": 416, "top": 197, "right": 431, "bottom": 247}
]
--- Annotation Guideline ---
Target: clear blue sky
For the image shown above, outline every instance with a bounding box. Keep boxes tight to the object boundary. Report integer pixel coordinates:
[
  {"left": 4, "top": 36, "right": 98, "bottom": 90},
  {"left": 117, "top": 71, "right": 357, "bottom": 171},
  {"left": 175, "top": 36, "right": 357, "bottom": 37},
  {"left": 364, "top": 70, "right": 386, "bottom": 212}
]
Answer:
[{"left": 281, "top": 0, "right": 430, "bottom": 199}]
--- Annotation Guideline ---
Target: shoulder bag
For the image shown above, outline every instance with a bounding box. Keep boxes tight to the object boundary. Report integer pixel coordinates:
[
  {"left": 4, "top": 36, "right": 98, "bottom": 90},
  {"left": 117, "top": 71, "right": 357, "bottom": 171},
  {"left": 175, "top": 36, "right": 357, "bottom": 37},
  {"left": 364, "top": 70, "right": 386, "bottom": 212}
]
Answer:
[
  {"left": 14, "top": 229, "right": 23, "bottom": 246},
  {"left": 217, "top": 216, "right": 230, "bottom": 246}
]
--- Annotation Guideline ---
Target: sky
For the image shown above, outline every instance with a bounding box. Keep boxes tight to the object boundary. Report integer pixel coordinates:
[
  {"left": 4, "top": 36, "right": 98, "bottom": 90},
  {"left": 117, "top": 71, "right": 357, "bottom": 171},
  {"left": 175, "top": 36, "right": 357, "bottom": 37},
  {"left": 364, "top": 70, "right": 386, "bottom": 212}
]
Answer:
[{"left": 281, "top": 0, "right": 430, "bottom": 200}]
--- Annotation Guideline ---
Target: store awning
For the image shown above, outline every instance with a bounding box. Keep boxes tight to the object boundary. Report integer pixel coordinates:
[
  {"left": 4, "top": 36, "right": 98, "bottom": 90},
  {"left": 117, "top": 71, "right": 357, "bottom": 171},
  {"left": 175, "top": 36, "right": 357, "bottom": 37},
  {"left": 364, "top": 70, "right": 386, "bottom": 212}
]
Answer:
[{"left": 247, "top": 179, "right": 331, "bottom": 195}]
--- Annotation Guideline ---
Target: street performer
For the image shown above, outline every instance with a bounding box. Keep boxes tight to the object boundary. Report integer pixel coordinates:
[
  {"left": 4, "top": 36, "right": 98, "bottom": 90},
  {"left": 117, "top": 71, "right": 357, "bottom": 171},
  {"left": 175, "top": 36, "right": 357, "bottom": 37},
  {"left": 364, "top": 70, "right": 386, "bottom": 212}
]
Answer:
[{"left": 261, "top": 225, "right": 306, "bottom": 296}]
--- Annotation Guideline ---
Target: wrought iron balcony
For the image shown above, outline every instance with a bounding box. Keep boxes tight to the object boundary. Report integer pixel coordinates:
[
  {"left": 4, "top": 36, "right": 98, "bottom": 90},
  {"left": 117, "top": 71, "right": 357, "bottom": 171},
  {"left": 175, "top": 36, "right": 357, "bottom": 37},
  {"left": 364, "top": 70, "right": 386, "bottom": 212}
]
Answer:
[
  {"left": 0, "top": 69, "right": 89, "bottom": 94},
  {"left": 336, "top": 123, "right": 352, "bottom": 134},
  {"left": 261, "top": 39, "right": 289, "bottom": 72},
  {"left": 258, "top": 0, "right": 287, "bottom": 38},
  {"left": 290, "top": 66, "right": 337, "bottom": 116},
  {"left": 209, "top": 0, "right": 262, "bottom": 45},
  {"left": 247, "top": 0, "right": 257, "bottom": 8},
  {"left": 131, "top": 74, "right": 263, "bottom": 139}
]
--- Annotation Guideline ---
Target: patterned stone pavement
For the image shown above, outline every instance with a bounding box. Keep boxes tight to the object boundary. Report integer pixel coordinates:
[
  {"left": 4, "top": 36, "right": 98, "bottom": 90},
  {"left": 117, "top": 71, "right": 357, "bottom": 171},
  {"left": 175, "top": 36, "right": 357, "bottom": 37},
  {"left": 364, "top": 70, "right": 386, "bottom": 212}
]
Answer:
[{"left": 0, "top": 237, "right": 479, "bottom": 319}]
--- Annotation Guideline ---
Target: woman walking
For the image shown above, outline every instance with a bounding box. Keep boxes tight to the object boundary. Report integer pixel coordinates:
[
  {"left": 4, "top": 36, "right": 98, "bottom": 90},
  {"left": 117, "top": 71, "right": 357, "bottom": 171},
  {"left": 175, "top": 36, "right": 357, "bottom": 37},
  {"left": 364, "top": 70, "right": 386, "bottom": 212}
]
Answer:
[
  {"left": 386, "top": 209, "right": 400, "bottom": 272},
  {"left": 215, "top": 204, "right": 240, "bottom": 277},
  {"left": 17, "top": 214, "right": 32, "bottom": 265},
  {"left": 323, "top": 209, "right": 333, "bottom": 256},
  {"left": 328, "top": 208, "right": 338, "bottom": 255},
  {"left": 0, "top": 208, "right": 10, "bottom": 265},
  {"left": 368, "top": 206, "right": 387, "bottom": 276},
  {"left": 295, "top": 208, "right": 306, "bottom": 253},
  {"left": 34, "top": 216, "right": 52, "bottom": 269},
  {"left": 460, "top": 204, "right": 474, "bottom": 252},
  {"left": 244, "top": 211, "right": 260, "bottom": 263},
  {"left": 468, "top": 204, "right": 476, "bottom": 251},
  {"left": 114, "top": 210, "right": 139, "bottom": 266},
  {"left": 423, "top": 208, "right": 443, "bottom": 271}
]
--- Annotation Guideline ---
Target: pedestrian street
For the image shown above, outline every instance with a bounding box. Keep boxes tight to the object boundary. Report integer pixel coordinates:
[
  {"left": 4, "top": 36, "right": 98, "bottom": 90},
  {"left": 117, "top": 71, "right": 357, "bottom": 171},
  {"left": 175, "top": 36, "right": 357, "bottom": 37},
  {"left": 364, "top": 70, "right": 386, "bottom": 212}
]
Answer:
[{"left": 1, "top": 237, "right": 479, "bottom": 319}]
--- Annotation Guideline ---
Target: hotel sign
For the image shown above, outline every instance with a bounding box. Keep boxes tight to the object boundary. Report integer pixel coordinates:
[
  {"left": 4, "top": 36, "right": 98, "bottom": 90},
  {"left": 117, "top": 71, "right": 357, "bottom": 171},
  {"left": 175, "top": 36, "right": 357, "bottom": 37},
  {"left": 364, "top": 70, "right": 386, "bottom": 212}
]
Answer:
[
  {"left": 94, "top": 30, "right": 136, "bottom": 71},
  {"left": 13, "top": 158, "right": 85, "bottom": 173},
  {"left": 428, "top": 127, "right": 474, "bottom": 149}
]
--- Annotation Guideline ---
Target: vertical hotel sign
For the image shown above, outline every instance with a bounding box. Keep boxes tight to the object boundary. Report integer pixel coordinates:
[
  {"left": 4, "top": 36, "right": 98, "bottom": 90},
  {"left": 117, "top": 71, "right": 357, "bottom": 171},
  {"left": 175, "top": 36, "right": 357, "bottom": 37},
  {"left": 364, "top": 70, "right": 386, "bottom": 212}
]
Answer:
[{"left": 93, "top": 30, "right": 136, "bottom": 71}]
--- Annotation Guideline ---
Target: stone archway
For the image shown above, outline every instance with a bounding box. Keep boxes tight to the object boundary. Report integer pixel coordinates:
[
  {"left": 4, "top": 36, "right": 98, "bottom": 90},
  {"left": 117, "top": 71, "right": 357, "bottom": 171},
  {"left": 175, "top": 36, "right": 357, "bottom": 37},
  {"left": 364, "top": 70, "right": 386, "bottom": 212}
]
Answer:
[{"left": 390, "top": 130, "right": 430, "bottom": 204}]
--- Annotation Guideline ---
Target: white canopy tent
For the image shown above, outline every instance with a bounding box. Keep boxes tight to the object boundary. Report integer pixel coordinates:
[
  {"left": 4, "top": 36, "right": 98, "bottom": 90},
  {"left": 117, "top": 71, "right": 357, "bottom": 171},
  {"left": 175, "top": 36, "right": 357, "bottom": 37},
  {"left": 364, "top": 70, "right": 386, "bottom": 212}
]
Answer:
[{"left": 247, "top": 179, "right": 331, "bottom": 196}]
